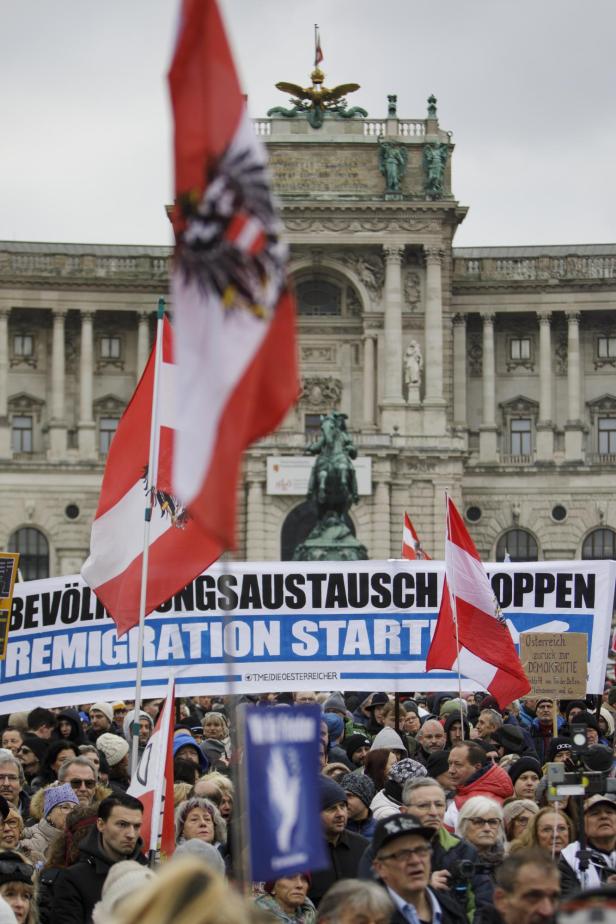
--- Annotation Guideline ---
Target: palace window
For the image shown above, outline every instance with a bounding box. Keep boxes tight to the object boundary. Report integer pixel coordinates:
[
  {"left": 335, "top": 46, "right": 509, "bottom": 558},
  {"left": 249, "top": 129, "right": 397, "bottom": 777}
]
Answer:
[
  {"left": 510, "top": 418, "right": 532, "bottom": 456},
  {"left": 305, "top": 414, "right": 322, "bottom": 441},
  {"left": 495, "top": 528, "right": 538, "bottom": 562},
  {"left": 11, "top": 416, "right": 33, "bottom": 453},
  {"left": 13, "top": 334, "right": 33, "bottom": 358},
  {"left": 297, "top": 279, "right": 342, "bottom": 316},
  {"left": 100, "top": 335, "right": 121, "bottom": 360},
  {"left": 99, "top": 417, "right": 119, "bottom": 454},
  {"left": 598, "top": 336, "right": 616, "bottom": 359},
  {"left": 582, "top": 528, "right": 616, "bottom": 560},
  {"left": 8, "top": 527, "right": 49, "bottom": 581},
  {"left": 598, "top": 418, "right": 616, "bottom": 455},
  {"left": 510, "top": 337, "right": 531, "bottom": 361}
]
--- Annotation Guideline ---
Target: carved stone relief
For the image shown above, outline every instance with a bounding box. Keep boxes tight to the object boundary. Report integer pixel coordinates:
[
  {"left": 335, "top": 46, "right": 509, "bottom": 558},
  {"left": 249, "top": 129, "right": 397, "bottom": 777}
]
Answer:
[
  {"left": 468, "top": 338, "right": 483, "bottom": 377},
  {"left": 404, "top": 271, "right": 421, "bottom": 310},
  {"left": 301, "top": 345, "right": 336, "bottom": 364},
  {"left": 299, "top": 376, "right": 342, "bottom": 409}
]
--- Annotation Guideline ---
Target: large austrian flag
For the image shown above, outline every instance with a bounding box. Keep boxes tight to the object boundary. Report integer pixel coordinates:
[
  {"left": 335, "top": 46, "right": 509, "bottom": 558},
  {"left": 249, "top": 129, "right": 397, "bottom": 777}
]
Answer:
[
  {"left": 168, "top": 0, "right": 298, "bottom": 537},
  {"left": 426, "top": 496, "right": 530, "bottom": 708},
  {"left": 82, "top": 320, "right": 220, "bottom": 636}
]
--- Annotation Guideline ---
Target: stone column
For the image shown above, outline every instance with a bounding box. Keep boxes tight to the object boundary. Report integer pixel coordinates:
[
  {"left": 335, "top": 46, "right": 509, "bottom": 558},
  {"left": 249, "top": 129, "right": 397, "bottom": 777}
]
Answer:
[
  {"left": 340, "top": 342, "right": 352, "bottom": 418},
  {"left": 372, "top": 458, "right": 392, "bottom": 559},
  {"left": 423, "top": 247, "right": 447, "bottom": 434},
  {"left": 382, "top": 245, "right": 404, "bottom": 403},
  {"left": 48, "top": 308, "right": 68, "bottom": 458},
  {"left": 536, "top": 311, "right": 554, "bottom": 461},
  {"left": 0, "top": 309, "right": 10, "bottom": 457},
  {"left": 452, "top": 314, "right": 467, "bottom": 427},
  {"left": 78, "top": 311, "right": 96, "bottom": 458},
  {"left": 565, "top": 311, "right": 583, "bottom": 461},
  {"left": 245, "top": 475, "right": 265, "bottom": 561},
  {"left": 479, "top": 312, "right": 498, "bottom": 462},
  {"left": 137, "top": 311, "right": 150, "bottom": 376},
  {"left": 362, "top": 334, "right": 376, "bottom": 428}
]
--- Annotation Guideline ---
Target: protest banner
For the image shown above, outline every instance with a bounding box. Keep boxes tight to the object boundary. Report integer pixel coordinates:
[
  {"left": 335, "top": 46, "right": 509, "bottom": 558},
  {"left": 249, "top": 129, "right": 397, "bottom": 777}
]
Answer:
[
  {"left": 519, "top": 631, "right": 588, "bottom": 699},
  {"left": 242, "top": 704, "right": 327, "bottom": 880},
  {"left": 0, "top": 553, "right": 19, "bottom": 661},
  {"left": 3, "top": 559, "right": 614, "bottom": 711}
]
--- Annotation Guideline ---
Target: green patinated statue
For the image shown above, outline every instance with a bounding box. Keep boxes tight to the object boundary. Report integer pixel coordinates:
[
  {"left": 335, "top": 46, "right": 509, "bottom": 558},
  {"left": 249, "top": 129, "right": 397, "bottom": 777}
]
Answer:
[
  {"left": 379, "top": 138, "right": 408, "bottom": 193},
  {"left": 268, "top": 66, "right": 367, "bottom": 129},
  {"left": 424, "top": 142, "right": 449, "bottom": 199},
  {"left": 293, "top": 412, "right": 368, "bottom": 561}
]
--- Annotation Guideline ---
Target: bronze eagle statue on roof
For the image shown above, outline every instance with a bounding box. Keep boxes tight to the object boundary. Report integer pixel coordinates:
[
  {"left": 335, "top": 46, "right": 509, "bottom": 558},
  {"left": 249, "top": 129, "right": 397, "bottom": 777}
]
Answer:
[{"left": 268, "top": 67, "right": 367, "bottom": 128}]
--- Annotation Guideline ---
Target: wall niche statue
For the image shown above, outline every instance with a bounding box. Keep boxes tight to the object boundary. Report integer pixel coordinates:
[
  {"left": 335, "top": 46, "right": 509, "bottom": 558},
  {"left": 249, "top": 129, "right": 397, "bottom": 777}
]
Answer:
[
  {"left": 423, "top": 143, "right": 449, "bottom": 199},
  {"left": 378, "top": 138, "right": 408, "bottom": 194},
  {"left": 404, "top": 340, "right": 423, "bottom": 401}
]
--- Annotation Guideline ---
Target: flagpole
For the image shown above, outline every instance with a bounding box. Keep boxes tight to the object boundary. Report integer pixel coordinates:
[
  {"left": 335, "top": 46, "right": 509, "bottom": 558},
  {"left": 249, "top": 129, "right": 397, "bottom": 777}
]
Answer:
[
  {"left": 131, "top": 297, "right": 166, "bottom": 780},
  {"left": 147, "top": 675, "right": 174, "bottom": 866},
  {"left": 445, "top": 492, "right": 465, "bottom": 741},
  {"left": 314, "top": 23, "right": 318, "bottom": 67}
]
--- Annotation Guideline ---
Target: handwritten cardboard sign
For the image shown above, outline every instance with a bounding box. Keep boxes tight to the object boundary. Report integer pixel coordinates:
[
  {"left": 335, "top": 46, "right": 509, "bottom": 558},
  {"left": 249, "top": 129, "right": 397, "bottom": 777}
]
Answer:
[{"left": 519, "top": 631, "right": 588, "bottom": 699}]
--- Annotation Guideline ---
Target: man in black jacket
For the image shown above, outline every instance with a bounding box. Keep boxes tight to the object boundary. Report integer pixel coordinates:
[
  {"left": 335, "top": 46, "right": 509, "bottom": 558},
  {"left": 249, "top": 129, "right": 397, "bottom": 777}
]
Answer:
[
  {"left": 308, "top": 777, "right": 369, "bottom": 907},
  {"left": 371, "top": 814, "right": 467, "bottom": 924},
  {"left": 52, "top": 793, "right": 146, "bottom": 924}
]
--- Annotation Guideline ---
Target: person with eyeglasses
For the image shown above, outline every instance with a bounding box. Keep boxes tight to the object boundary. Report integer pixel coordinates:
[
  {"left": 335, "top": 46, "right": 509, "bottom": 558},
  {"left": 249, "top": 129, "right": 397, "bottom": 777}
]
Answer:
[
  {"left": 57, "top": 757, "right": 98, "bottom": 806},
  {"left": 0, "top": 760, "right": 29, "bottom": 820},
  {"left": 371, "top": 813, "right": 468, "bottom": 924},
  {"left": 455, "top": 797, "right": 505, "bottom": 883}
]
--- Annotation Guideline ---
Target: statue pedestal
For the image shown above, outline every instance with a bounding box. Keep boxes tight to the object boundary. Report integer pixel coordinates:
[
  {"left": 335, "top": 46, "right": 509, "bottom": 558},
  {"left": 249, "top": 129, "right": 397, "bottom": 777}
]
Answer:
[
  {"left": 406, "top": 384, "right": 421, "bottom": 407},
  {"left": 293, "top": 514, "right": 368, "bottom": 561}
]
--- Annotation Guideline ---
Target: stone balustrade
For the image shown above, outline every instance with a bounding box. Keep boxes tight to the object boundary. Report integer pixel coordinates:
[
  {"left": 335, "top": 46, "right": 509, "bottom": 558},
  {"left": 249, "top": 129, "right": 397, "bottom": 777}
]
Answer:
[
  {"left": 252, "top": 116, "right": 432, "bottom": 141},
  {"left": 0, "top": 247, "right": 172, "bottom": 282},
  {"left": 453, "top": 248, "right": 616, "bottom": 283}
]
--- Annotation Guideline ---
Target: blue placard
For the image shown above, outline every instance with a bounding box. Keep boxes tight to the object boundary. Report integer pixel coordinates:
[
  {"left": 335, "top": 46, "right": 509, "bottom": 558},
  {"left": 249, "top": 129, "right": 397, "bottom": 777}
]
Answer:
[{"left": 243, "top": 704, "right": 329, "bottom": 881}]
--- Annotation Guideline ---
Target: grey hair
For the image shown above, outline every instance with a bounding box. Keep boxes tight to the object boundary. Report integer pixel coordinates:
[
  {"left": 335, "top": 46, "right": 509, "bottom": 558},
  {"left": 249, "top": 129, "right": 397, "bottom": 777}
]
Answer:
[
  {"left": 175, "top": 797, "right": 227, "bottom": 846},
  {"left": 480, "top": 709, "right": 504, "bottom": 730},
  {"left": 0, "top": 753, "right": 24, "bottom": 783},
  {"left": 402, "top": 776, "right": 446, "bottom": 805},
  {"left": 58, "top": 756, "right": 99, "bottom": 782},
  {"left": 317, "top": 879, "right": 394, "bottom": 924},
  {"left": 456, "top": 795, "right": 505, "bottom": 845}
]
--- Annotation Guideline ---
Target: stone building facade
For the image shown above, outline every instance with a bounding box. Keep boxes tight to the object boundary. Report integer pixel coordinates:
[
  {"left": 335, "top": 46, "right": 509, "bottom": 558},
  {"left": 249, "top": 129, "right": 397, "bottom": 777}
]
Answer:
[{"left": 1, "top": 98, "right": 616, "bottom": 580}]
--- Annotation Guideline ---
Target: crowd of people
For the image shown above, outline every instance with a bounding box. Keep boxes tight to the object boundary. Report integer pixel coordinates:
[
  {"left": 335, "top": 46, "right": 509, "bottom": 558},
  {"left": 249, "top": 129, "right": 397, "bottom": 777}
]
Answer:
[{"left": 0, "top": 689, "right": 614, "bottom": 923}]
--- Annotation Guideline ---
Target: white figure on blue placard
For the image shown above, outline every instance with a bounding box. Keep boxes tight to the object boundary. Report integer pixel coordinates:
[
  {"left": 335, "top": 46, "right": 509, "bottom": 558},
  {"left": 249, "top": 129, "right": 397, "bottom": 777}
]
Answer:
[{"left": 267, "top": 746, "right": 301, "bottom": 853}]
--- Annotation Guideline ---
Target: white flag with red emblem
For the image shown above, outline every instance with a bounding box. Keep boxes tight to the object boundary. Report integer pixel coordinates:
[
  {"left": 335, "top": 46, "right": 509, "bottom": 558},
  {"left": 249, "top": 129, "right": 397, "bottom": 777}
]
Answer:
[
  {"left": 426, "top": 496, "right": 530, "bottom": 708},
  {"left": 402, "top": 512, "right": 431, "bottom": 560},
  {"left": 128, "top": 678, "right": 175, "bottom": 858},
  {"left": 168, "top": 0, "right": 298, "bottom": 537},
  {"left": 81, "top": 318, "right": 222, "bottom": 636}
]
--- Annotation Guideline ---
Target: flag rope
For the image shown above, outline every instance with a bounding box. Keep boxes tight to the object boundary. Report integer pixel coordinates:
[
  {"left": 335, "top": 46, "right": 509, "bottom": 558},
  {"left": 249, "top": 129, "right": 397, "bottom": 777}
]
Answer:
[{"left": 131, "top": 297, "right": 166, "bottom": 780}]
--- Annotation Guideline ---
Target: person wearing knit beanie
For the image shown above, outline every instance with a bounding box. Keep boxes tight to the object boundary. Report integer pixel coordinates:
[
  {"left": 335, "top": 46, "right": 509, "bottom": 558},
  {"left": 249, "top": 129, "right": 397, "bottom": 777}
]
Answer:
[
  {"left": 44, "top": 782, "right": 79, "bottom": 820},
  {"left": 91, "top": 859, "right": 156, "bottom": 924},
  {"left": 508, "top": 756, "right": 542, "bottom": 800},
  {"left": 173, "top": 839, "right": 226, "bottom": 875},
  {"left": 312, "top": 777, "right": 369, "bottom": 907},
  {"left": 547, "top": 737, "right": 573, "bottom": 763},
  {"left": 343, "top": 733, "right": 371, "bottom": 767},
  {"left": 88, "top": 704, "right": 114, "bottom": 743},
  {"left": 338, "top": 772, "right": 376, "bottom": 839},
  {"left": 96, "top": 733, "right": 129, "bottom": 768},
  {"left": 425, "top": 749, "right": 450, "bottom": 781},
  {"left": 439, "top": 698, "right": 468, "bottom": 718},
  {"left": 322, "top": 692, "right": 349, "bottom": 718}
]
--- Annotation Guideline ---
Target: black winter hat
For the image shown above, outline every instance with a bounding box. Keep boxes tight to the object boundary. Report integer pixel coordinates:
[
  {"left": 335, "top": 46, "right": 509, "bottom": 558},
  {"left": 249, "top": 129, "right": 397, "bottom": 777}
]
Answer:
[
  {"left": 366, "top": 693, "right": 389, "bottom": 710},
  {"left": 508, "top": 756, "right": 542, "bottom": 785},
  {"left": 547, "top": 737, "right": 573, "bottom": 762},
  {"left": 494, "top": 725, "right": 526, "bottom": 755},
  {"left": 344, "top": 734, "right": 372, "bottom": 761},
  {"left": 426, "top": 749, "right": 450, "bottom": 779}
]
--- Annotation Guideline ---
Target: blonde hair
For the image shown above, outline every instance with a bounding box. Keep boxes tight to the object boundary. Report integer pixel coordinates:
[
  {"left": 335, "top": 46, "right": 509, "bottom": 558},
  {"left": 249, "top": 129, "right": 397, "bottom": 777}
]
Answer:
[
  {"left": 202, "top": 772, "right": 233, "bottom": 796},
  {"left": 174, "top": 783, "right": 193, "bottom": 808},
  {"left": 113, "top": 857, "right": 249, "bottom": 924},
  {"left": 509, "top": 804, "right": 576, "bottom": 853}
]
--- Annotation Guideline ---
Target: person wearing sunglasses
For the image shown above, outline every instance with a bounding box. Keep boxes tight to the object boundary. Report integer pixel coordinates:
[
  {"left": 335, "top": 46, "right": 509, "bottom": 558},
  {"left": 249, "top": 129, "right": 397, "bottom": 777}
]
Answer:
[
  {"left": 372, "top": 814, "right": 467, "bottom": 924},
  {"left": 57, "top": 758, "right": 98, "bottom": 807}
]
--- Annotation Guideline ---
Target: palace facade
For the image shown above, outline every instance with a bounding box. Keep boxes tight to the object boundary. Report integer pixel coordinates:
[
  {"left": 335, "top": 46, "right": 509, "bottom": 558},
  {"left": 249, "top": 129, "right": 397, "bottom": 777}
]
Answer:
[{"left": 2, "top": 96, "right": 616, "bottom": 580}]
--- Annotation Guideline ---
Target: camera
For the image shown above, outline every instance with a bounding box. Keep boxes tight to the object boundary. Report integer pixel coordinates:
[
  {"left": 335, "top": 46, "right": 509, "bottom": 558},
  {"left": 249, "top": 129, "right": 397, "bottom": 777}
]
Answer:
[
  {"left": 448, "top": 858, "right": 493, "bottom": 897},
  {"left": 546, "top": 723, "right": 616, "bottom": 801}
]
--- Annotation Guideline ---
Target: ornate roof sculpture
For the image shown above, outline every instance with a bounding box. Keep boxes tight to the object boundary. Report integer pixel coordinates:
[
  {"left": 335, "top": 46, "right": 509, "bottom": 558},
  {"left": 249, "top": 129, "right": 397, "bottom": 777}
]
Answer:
[{"left": 268, "top": 66, "right": 367, "bottom": 129}]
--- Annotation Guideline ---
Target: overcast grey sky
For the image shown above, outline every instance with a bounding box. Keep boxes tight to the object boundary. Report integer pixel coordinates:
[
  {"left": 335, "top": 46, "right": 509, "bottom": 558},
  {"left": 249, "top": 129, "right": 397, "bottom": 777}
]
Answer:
[{"left": 1, "top": 1, "right": 615, "bottom": 248}]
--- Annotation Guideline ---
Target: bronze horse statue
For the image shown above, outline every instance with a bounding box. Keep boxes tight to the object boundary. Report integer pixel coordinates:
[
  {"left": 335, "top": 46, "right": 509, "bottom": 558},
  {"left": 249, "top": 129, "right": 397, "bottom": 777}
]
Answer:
[{"left": 306, "top": 412, "right": 359, "bottom": 518}]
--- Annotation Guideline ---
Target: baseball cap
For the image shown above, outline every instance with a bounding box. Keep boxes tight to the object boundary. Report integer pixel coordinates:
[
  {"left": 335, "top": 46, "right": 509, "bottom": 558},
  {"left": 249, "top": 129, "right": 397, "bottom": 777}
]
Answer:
[
  {"left": 585, "top": 794, "right": 616, "bottom": 812},
  {"left": 372, "top": 813, "right": 434, "bottom": 855}
]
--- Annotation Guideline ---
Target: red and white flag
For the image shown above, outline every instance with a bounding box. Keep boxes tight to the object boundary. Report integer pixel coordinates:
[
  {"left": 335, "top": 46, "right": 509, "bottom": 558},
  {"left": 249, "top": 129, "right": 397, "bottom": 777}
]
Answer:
[
  {"left": 168, "top": 0, "right": 298, "bottom": 537},
  {"left": 426, "top": 496, "right": 530, "bottom": 708},
  {"left": 402, "top": 512, "right": 431, "bottom": 560},
  {"left": 314, "top": 25, "right": 324, "bottom": 66},
  {"left": 81, "top": 319, "right": 221, "bottom": 636},
  {"left": 128, "top": 678, "right": 175, "bottom": 859}
]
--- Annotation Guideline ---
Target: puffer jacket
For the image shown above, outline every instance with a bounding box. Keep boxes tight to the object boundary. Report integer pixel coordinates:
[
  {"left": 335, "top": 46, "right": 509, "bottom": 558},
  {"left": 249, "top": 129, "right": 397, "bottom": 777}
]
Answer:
[
  {"left": 18, "top": 816, "right": 60, "bottom": 865},
  {"left": 444, "top": 763, "right": 513, "bottom": 829}
]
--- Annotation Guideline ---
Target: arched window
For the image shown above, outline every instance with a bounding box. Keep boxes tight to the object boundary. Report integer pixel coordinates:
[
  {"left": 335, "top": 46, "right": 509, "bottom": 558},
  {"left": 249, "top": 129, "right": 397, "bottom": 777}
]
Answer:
[
  {"left": 281, "top": 501, "right": 355, "bottom": 561},
  {"left": 8, "top": 527, "right": 49, "bottom": 581},
  {"left": 296, "top": 278, "right": 342, "bottom": 316},
  {"left": 495, "top": 528, "right": 538, "bottom": 562},
  {"left": 582, "top": 528, "right": 616, "bottom": 560}
]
